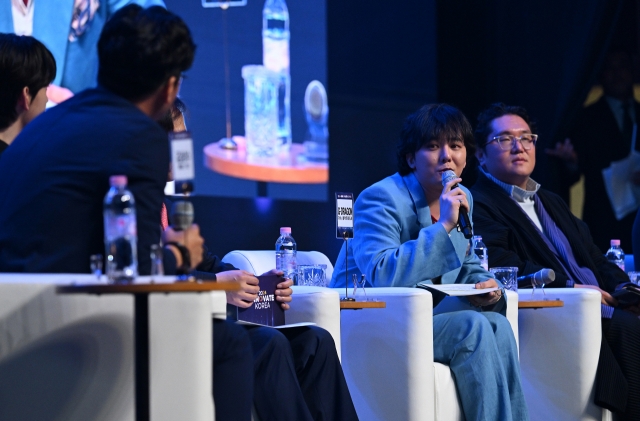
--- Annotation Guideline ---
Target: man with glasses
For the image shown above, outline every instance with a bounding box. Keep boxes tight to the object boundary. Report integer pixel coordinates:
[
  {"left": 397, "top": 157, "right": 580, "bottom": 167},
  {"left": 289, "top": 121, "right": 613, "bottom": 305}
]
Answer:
[{"left": 470, "top": 102, "right": 640, "bottom": 421}]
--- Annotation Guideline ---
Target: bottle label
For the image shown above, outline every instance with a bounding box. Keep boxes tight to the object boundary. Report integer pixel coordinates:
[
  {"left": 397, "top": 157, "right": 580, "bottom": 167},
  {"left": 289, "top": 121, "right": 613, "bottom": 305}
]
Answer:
[
  {"left": 105, "top": 214, "right": 136, "bottom": 239},
  {"left": 263, "top": 38, "right": 290, "bottom": 72}
]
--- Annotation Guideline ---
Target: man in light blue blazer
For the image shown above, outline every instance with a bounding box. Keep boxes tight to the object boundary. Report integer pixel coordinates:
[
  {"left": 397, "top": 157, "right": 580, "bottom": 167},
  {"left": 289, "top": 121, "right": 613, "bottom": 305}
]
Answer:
[
  {"left": 0, "top": 0, "right": 164, "bottom": 94},
  {"left": 330, "top": 104, "right": 528, "bottom": 421}
]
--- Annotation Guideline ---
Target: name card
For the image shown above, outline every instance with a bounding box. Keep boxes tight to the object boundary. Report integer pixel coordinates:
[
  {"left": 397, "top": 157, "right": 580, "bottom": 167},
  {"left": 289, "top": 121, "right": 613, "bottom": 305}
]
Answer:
[
  {"left": 170, "top": 131, "right": 195, "bottom": 182},
  {"left": 336, "top": 192, "right": 354, "bottom": 239}
]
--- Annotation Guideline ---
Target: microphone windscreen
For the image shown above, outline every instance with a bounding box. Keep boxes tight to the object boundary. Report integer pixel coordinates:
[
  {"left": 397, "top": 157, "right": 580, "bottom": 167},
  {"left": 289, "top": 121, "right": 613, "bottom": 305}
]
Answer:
[
  {"left": 538, "top": 268, "right": 556, "bottom": 284},
  {"left": 441, "top": 170, "right": 457, "bottom": 186},
  {"left": 170, "top": 201, "right": 194, "bottom": 231}
]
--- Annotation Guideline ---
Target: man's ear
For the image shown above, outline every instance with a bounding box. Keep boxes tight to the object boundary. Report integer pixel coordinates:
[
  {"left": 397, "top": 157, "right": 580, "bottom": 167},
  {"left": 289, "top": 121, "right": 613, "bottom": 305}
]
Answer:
[
  {"left": 476, "top": 147, "right": 486, "bottom": 167},
  {"left": 406, "top": 152, "right": 416, "bottom": 170},
  {"left": 163, "top": 75, "right": 180, "bottom": 107},
  {"left": 16, "top": 87, "right": 31, "bottom": 112}
]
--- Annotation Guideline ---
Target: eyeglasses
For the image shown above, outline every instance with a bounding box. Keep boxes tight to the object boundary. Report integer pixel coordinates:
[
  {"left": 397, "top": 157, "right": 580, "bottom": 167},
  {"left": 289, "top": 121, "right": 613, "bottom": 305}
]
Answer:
[{"left": 487, "top": 134, "right": 538, "bottom": 151}]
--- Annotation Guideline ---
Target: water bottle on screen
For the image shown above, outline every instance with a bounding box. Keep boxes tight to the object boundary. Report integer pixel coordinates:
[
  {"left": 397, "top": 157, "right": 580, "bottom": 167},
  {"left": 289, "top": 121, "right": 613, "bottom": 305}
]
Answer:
[
  {"left": 472, "top": 235, "right": 489, "bottom": 271},
  {"left": 275, "top": 227, "right": 297, "bottom": 281},
  {"left": 605, "top": 239, "right": 625, "bottom": 271},
  {"left": 104, "top": 175, "right": 138, "bottom": 283},
  {"left": 262, "top": 0, "right": 291, "bottom": 150}
]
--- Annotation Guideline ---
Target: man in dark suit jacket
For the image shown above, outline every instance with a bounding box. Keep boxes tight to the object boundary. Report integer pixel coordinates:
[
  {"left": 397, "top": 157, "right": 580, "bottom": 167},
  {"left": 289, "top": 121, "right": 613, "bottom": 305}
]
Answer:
[
  {"left": 568, "top": 50, "right": 640, "bottom": 252},
  {"left": 470, "top": 102, "right": 640, "bottom": 421},
  {"left": 0, "top": 5, "right": 201, "bottom": 275}
]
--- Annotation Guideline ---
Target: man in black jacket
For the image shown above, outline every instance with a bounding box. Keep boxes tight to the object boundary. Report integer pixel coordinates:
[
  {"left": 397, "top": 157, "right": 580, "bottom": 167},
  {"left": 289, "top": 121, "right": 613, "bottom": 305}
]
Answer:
[{"left": 470, "top": 102, "right": 640, "bottom": 421}]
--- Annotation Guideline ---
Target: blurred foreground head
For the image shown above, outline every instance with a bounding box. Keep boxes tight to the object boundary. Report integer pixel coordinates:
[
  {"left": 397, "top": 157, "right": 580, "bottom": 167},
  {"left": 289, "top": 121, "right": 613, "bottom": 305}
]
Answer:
[{"left": 97, "top": 5, "right": 196, "bottom": 103}]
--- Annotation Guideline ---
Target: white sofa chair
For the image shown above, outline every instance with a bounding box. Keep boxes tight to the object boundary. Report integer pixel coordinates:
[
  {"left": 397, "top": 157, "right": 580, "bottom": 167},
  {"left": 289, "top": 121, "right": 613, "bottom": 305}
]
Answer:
[
  {"left": 518, "top": 287, "right": 613, "bottom": 421},
  {"left": 221, "top": 250, "right": 523, "bottom": 421},
  {"left": 221, "top": 250, "right": 341, "bottom": 355},
  {"left": 338, "top": 287, "right": 518, "bottom": 421},
  {"left": 0, "top": 274, "right": 217, "bottom": 421}
]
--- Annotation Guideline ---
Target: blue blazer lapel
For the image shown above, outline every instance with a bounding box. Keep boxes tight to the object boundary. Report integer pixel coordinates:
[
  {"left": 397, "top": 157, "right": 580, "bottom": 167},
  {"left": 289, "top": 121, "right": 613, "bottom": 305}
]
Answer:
[
  {"left": 403, "top": 172, "right": 432, "bottom": 229},
  {"left": 32, "top": 1, "right": 74, "bottom": 86}
]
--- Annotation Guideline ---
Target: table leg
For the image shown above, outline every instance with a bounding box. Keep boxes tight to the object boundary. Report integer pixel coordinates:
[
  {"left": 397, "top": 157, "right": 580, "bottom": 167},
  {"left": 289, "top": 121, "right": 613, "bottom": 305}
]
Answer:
[{"left": 135, "top": 293, "right": 150, "bottom": 421}]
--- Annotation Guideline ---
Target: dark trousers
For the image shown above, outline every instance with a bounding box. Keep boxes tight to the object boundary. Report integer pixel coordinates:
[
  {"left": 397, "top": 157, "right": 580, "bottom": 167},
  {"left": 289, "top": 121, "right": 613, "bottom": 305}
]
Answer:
[
  {"left": 600, "top": 309, "right": 640, "bottom": 421},
  {"left": 212, "top": 319, "right": 253, "bottom": 421},
  {"left": 245, "top": 325, "right": 359, "bottom": 421},
  {"left": 213, "top": 321, "right": 359, "bottom": 421}
]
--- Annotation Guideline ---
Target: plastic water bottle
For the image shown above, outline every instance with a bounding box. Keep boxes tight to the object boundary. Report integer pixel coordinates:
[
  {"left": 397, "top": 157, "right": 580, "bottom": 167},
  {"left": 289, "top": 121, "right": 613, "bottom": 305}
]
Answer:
[
  {"left": 275, "top": 227, "right": 297, "bottom": 280},
  {"left": 262, "top": 0, "right": 289, "bottom": 73},
  {"left": 262, "top": 0, "right": 291, "bottom": 151},
  {"left": 605, "top": 239, "right": 625, "bottom": 271},
  {"left": 103, "top": 175, "right": 138, "bottom": 283},
  {"left": 472, "top": 235, "right": 489, "bottom": 271}
]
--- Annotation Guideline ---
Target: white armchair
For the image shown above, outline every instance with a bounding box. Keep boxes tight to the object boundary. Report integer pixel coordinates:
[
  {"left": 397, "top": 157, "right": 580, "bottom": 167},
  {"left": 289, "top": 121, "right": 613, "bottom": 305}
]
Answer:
[
  {"left": 518, "top": 288, "right": 612, "bottom": 421},
  {"left": 338, "top": 287, "right": 518, "bottom": 421},
  {"left": 221, "top": 250, "right": 341, "bottom": 355}
]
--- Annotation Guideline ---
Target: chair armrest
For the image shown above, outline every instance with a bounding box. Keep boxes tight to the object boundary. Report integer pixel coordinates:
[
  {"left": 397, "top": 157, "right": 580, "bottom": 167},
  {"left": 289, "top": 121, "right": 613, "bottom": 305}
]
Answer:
[
  {"left": 289, "top": 286, "right": 341, "bottom": 356},
  {"left": 518, "top": 288, "right": 602, "bottom": 421},
  {"left": 505, "top": 290, "right": 519, "bottom": 351},
  {"left": 336, "top": 287, "right": 434, "bottom": 421}
]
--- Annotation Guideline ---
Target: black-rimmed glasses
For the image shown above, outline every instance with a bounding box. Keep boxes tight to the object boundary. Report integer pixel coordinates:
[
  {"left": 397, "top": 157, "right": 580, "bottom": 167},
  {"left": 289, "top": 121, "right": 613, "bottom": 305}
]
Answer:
[{"left": 487, "top": 134, "right": 538, "bottom": 150}]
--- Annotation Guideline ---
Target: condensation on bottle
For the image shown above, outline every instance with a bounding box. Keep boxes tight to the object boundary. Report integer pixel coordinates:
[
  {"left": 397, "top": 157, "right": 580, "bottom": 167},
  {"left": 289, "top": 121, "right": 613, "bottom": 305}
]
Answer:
[
  {"left": 103, "top": 175, "right": 138, "bottom": 283},
  {"left": 275, "top": 227, "right": 297, "bottom": 281}
]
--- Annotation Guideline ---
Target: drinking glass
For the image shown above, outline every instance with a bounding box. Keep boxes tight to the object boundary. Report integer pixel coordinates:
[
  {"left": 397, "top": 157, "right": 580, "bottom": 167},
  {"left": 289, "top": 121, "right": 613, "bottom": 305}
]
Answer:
[
  {"left": 242, "top": 65, "right": 281, "bottom": 157},
  {"left": 489, "top": 267, "right": 518, "bottom": 292},
  {"left": 90, "top": 254, "right": 103, "bottom": 279},
  {"left": 628, "top": 271, "right": 640, "bottom": 285},
  {"left": 150, "top": 244, "right": 164, "bottom": 279},
  {"left": 297, "top": 264, "right": 327, "bottom": 286}
]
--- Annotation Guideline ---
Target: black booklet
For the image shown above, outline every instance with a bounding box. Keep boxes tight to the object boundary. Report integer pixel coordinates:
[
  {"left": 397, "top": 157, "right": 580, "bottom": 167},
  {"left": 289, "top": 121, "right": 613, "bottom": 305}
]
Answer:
[
  {"left": 227, "top": 274, "right": 286, "bottom": 326},
  {"left": 612, "top": 282, "right": 640, "bottom": 308}
]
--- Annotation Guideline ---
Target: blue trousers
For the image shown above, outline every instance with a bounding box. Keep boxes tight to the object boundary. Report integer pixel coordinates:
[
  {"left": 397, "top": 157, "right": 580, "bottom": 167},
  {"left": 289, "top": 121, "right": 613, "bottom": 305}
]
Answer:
[{"left": 433, "top": 311, "right": 529, "bottom": 421}]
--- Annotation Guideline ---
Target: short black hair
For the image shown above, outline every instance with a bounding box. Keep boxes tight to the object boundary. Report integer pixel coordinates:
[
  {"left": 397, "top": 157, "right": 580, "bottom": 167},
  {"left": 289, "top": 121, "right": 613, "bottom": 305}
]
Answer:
[
  {"left": 97, "top": 5, "right": 196, "bottom": 102},
  {"left": 0, "top": 34, "right": 56, "bottom": 130},
  {"left": 474, "top": 103, "right": 537, "bottom": 148},
  {"left": 397, "top": 103, "right": 474, "bottom": 175},
  {"left": 157, "top": 97, "right": 187, "bottom": 133}
]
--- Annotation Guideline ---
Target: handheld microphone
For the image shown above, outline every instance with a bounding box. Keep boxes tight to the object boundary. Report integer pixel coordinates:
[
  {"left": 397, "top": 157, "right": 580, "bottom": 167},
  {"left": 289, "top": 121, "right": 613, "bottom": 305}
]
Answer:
[
  {"left": 517, "top": 268, "right": 556, "bottom": 289},
  {"left": 170, "top": 200, "right": 194, "bottom": 231},
  {"left": 441, "top": 170, "right": 473, "bottom": 239}
]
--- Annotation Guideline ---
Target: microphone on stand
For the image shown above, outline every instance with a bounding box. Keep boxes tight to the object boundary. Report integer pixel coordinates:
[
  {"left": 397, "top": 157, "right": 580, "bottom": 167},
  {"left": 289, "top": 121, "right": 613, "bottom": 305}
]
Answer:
[
  {"left": 168, "top": 200, "right": 195, "bottom": 275},
  {"left": 170, "top": 200, "right": 194, "bottom": 231},
  {"left": 517, "top": 268, "right": 556, "bottom": 289},
  {"left": 441, "top": 170, "right": 473, "bottom": 239}
]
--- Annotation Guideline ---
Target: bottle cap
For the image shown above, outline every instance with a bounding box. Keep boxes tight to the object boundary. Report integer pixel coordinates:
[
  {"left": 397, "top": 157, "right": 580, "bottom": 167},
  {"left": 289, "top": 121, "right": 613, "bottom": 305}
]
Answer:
[
  {"left": 109, "top": 175, "right": 127, "bottom": 187},
  {"left": 611, "top": 239, "right": 621, "bottom": 246},
  {"left": 280, "top": 227, "right": 291, "bottom": 235}
]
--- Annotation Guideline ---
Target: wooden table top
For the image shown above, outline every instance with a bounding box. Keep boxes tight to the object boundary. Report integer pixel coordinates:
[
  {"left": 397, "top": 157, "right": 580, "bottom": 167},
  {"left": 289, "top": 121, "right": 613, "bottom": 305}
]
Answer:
[
  {"left": 340, "top": 300, "right": 386, "bottom": 309},
  {"left": 203, "top": 136, "right": 328, "bottom": 184},
  {"left": 57, "top": 280, "right": 240, "bottom": 295},
  {"left": 518, "top": 299, "right": 564, "bottom": 309}
]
